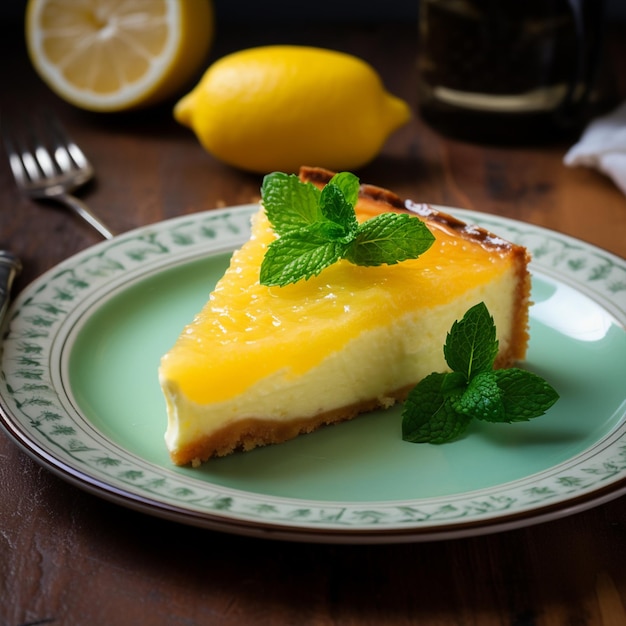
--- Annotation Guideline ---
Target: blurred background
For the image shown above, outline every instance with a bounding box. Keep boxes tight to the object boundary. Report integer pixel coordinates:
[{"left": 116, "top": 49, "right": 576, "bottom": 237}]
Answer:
[{"left": 1, "top": 0, "right": 625, "bottom": 23}]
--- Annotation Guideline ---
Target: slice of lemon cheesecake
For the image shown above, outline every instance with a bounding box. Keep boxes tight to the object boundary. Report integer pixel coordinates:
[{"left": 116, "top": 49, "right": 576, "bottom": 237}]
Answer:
[{"left": 159, "top": 167, "right": 531, "bottom": 466}]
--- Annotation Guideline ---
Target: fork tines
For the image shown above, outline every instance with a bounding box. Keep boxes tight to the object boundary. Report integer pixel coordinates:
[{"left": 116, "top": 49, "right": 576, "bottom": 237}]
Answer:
[{"left": 2, "top": 112, "right": 93, "bottom": 193}]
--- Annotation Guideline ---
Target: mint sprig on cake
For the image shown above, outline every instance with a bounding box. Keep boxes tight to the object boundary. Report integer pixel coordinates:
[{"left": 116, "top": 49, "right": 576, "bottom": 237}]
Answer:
[{"left": 260, "top": 171, "right": 435, "bottom": 286}]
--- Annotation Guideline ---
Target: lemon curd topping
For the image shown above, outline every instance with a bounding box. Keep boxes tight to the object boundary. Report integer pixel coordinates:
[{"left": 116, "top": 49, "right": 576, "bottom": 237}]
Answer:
[{"left": 159, "top": 207, "right": 516, "bottom": 406}]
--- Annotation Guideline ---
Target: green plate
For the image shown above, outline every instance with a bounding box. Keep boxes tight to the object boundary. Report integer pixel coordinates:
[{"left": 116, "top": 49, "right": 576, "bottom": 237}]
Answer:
[{"left": 1, "top": 205, "right": 625, "bottom": 543}]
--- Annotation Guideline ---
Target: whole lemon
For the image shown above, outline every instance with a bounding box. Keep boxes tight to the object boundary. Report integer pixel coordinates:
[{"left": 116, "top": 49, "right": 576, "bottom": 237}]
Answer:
[{"left": 174, "top": 45, "right": 411, "bottom": 173}]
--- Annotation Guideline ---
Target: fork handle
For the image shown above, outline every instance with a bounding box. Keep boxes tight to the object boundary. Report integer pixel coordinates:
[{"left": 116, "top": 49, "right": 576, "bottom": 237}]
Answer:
[
  {"left": 60, "top": 192, "right": 116, "bottom": 240},
  {"left": 0, "top": 251, "right": 22, "bottom": 329}
]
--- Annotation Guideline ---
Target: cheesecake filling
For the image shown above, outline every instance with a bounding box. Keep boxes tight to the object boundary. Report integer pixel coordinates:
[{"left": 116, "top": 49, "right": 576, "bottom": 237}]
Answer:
[
  {"left": 159, "top": 199, "right": 529, "bottom": 464},
  {"left": 161, "top": 272, "right": 518, "bottom": 457}
]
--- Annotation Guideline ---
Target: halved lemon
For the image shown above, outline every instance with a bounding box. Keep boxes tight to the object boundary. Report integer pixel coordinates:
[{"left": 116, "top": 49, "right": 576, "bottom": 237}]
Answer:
[{"left": 25, "top": 0, "right": 214, "bottom": 112}]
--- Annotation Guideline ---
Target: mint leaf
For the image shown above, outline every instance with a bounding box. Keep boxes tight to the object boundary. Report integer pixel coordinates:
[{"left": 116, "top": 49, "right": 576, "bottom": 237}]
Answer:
[
  {"left": 261, "top": 172, "right": 322, "bottom": 234},
  {"left": 345, "top": 212, "right": 436, "bottom": 266},
  {"left": 402, "top": 372, "right": 472, "bottom": 444},
  {"left": 259, "top": 225, "right": 347, "bottom": 286},
  {"left": 443, "top": 302, "right": 498, "bottom": 380},
  {"left": 494, "top": 368, "right": 560, "bottom": 422},
  {"left": 329, "top": 171, "right": 360, "bottom": 208},
  {"left": 441, "top": 370, "right": 466, "bottom": 393},
  {"left": 319, "top": 182, "right": 358, "bottom": 240},
  {"left": 403, "top": 302, "right": 560, "bottom": 444},
  {"left": 452, "top": 371, "right": 506, "bottom": 423}
]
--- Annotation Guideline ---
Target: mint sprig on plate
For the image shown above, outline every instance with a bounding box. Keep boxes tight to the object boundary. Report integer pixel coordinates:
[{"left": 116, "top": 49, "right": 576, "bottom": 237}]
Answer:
[
  {"left": 259, "top": 172, "right": 435, "bottom": 287},
  {"left": 402, "top": 302, "right": 559, "bottom": 444}
]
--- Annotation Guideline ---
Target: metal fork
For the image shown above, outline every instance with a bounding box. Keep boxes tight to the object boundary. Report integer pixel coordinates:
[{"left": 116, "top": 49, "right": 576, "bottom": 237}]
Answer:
[{"left": 3, "top": 114, "right": 115, "bottom": 239}]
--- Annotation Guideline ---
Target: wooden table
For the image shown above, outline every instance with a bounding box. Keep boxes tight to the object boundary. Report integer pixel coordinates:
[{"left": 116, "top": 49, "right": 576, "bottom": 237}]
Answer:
[{"left": 1, "top": 13, "right": 625, "bottom": 626}]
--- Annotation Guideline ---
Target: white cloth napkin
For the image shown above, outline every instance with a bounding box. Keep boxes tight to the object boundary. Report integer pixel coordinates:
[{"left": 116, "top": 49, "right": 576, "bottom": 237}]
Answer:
[{"left": 564, "top": 101, "right": 626, "bottom": 196}]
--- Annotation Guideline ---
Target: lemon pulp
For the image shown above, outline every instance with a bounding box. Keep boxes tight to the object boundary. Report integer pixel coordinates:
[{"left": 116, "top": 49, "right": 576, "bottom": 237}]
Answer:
[{"left": 26, "top": 0, "right": 213, "bottom": 111}]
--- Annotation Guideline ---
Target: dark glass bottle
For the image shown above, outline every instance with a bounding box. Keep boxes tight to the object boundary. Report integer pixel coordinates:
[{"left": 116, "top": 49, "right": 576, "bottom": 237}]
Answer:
[{"left": 416, "top": 0, "right": 607, "bottom": 144}]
